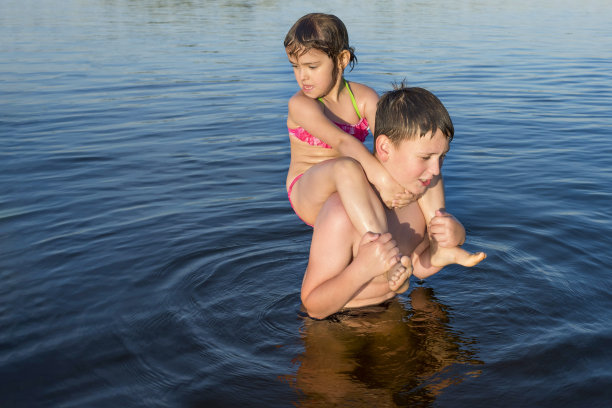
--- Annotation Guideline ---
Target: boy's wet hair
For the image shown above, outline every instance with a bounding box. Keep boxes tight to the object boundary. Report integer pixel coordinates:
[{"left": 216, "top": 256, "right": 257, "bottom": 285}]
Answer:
[
  {"left": 284, "top": 13, "right": 357, "bottom": 75},
  {"left": 374, "top": 83, "right": 454, "bottom": 145}
]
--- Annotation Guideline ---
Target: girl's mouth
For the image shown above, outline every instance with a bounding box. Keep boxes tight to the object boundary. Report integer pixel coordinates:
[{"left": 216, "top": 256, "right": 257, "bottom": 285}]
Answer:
[{"left": 420, "top": 179, "right": 431, "bottom": 187}]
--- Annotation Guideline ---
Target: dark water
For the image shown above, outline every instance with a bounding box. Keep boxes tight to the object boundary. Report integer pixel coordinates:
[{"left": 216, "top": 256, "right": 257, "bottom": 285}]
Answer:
[{"left": 1, "top": 0, "right": 612, "bottom": 406}]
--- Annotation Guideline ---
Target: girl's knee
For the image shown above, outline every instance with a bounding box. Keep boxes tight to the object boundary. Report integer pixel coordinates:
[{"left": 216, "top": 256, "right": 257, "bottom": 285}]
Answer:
[{"left": 333, "top": 157, "right": 365, "bottom": 180}]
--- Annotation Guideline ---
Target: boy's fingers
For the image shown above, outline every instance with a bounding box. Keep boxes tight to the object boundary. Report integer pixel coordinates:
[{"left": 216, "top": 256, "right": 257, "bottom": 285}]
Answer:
[
  {"left": 376, "top": 232, "right": 393, "bottom": 243},
  {"left": 360, "top": 231, "right": 380, "bottom": 244}
]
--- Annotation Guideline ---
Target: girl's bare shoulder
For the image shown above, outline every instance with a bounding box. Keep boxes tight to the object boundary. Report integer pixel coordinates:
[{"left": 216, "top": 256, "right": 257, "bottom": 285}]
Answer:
[
  {"left": 288, "top": 90, "right": 320, "bottom": 112},
  {"left": 347, "top": 81, "right": 379, "bottom": 103},
  {"left": 347, "top": 81, "right": 380, "bottom": 122},
  {"left": 287, "top": 90, "right": 324, "bottom": 127}
]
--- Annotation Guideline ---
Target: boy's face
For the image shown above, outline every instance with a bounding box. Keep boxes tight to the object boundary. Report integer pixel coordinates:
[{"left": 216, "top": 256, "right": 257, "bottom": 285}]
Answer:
[{"left": 383, "top": 129, "right": 450, "bottom": 200}]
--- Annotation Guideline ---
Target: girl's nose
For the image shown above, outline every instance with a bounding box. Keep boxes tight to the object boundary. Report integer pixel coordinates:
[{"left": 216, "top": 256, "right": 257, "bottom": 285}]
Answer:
[{"left": 299, "top": 68, "right": 308, "bottom": 81}]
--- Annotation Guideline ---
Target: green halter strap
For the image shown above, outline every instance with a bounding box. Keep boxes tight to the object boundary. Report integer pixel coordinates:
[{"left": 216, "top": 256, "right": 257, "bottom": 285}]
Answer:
[{"left": 318, "top": 80, "right": 363, "bottom": 119}]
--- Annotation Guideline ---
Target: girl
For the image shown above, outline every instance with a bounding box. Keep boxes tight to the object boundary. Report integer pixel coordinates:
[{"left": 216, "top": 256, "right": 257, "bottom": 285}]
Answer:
[{"left": 284, "top": 13, "right": 470, "bottom": 290}]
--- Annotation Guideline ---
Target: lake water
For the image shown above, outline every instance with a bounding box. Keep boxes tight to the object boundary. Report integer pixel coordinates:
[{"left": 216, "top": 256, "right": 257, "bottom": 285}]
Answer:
[{"left": 1, "top": 0, "right": 611, "bottom": 406}]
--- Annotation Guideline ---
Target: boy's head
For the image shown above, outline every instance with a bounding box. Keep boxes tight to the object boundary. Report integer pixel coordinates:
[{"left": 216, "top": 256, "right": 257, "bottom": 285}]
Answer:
[
  {"left": 375, "top": 85, "right": 454, "bottom": 199},
  {"left": 374, "top": 85, "right": 454, "bottom": 146},
  {"left": 284, "top": 13, "right": 356, "bottom": 85}
]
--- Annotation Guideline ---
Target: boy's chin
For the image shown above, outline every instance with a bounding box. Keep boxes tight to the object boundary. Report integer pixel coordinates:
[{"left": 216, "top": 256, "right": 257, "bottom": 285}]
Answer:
[
  {"left": 405, "top": 187, "right": 425, "bottom": 202},
  {"left": 414, "top": 192, "right": 426, "bottom": 202}
]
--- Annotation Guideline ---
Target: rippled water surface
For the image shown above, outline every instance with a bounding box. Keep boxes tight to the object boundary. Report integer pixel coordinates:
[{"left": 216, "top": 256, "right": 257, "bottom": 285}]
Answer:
[{"left": 1, "top": 0, "right": 612, "bottom": 406}]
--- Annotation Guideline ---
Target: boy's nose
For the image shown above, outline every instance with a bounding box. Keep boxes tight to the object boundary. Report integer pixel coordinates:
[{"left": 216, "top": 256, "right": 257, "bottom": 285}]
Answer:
[{"left": 429, "top": 160, "right": 441, "bottom": 176}]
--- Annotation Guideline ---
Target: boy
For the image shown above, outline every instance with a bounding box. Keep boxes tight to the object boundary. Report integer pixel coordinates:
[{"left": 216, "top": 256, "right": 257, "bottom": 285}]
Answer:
[{"left": 301, "top": 86, "right": 486, "bottom": 319}]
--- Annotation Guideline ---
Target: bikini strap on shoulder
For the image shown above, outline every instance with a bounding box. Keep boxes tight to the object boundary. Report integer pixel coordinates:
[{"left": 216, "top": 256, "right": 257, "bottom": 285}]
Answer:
[{"left": 344, "top": 80, "right": 362, "bottom": 120}]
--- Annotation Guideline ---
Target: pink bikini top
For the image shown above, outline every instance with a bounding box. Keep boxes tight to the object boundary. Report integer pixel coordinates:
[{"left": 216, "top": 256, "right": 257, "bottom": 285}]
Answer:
[
  {"left": 288, "top": 118, "right": 369, "bottom": 149},
  {"left": 288, "top": 80, "right": 370, "bottom": 149}
]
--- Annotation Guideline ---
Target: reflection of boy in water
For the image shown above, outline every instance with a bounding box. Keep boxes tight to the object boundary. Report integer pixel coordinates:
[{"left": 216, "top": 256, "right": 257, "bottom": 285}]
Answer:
[
  {"left": 301, "top": 86, "right": 486, "bottom": 319},
  {"left": 294, "top": 287, "right": 483, "bottom": 406}
]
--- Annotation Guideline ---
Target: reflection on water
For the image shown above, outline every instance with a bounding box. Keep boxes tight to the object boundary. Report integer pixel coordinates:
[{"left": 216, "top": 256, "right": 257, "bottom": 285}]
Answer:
[{"left": 291, "top": 287, "right": 483, "bottom": 407}]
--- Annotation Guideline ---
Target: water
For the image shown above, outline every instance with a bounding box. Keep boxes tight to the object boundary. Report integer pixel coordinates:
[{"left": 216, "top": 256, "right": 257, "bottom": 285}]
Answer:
[{"left": 1, "top": 0, "right": 611, "bottom": 406}]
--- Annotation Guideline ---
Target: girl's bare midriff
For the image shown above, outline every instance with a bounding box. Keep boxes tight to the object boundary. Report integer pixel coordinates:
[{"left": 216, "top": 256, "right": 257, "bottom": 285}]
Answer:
[{"left": 286, "top": 136, "right": 341, "bottom": 191}]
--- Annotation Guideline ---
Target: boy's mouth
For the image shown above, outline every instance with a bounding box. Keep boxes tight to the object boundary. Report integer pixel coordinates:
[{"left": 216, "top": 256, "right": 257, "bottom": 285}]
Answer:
[{"left": 420, "top": 179, "right": 431, "bottom": 187}]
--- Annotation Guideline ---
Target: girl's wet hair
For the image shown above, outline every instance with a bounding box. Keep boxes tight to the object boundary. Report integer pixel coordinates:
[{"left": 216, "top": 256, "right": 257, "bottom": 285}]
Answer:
[
  {"left": 374, "top": 82, "right": 454, "bottom": 145},
  {"left": 284, "top": 13, "right": 357, "bottom": 72}
]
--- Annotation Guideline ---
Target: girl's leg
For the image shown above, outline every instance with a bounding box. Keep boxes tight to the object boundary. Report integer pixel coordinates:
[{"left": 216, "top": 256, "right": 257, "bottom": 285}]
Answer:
[
  {"left": 411, "top": 234, "right": 486, "bottom": 280},
  {"left": 428, "top": 238, "right": 487, "bottom": 268},
  {"left": 291, "top": 157, "right": 387, "bottom": 236},
  {"left": 417, "top": 174, "right": 485, "bottom": 265},
  {"left": 291, "top": 158, "right": 404, "bottom": 291}
]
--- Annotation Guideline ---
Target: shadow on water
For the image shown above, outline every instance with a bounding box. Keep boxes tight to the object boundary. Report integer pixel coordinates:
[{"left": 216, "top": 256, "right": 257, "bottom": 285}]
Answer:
[{"left": 286, "top": 287, "right": 483, "bottom": 407}]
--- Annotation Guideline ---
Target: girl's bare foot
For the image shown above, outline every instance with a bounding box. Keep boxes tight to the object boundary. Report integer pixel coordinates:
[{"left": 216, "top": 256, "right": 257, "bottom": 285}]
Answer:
[
  {"left": 387, "top": 255, "right": 412, "bottom": 293},
  {"left": 431, "top": 245, "right": 486, "bottom": 268}
]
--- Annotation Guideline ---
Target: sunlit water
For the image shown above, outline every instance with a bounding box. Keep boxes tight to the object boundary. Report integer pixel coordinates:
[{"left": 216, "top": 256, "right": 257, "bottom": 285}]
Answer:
[{"left": 1, "top": 0, "right": 611, "bottom": 406}]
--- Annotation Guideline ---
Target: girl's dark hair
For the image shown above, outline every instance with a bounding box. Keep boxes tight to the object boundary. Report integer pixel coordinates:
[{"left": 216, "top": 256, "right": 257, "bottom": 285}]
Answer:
[
  {"left": 374, "top": 83, "right": 454, "bottom": 145},
  {"left": 284, "top": 13, "right": 357, "bottom": 72}
]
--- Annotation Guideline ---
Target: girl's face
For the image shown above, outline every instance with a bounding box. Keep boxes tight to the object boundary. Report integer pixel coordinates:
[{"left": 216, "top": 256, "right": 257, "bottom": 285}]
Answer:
[
  {"left": 384, "top": 129, "right": 450, "bottom": 199},
  {"left": 287, "top": 48, "right": 338, "bottom": 99}
]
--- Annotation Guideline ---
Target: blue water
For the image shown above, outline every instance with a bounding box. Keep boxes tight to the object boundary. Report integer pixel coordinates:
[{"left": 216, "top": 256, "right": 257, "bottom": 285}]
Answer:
[{"left": 1, "top": 0, "right": 612, "bottom": 406}]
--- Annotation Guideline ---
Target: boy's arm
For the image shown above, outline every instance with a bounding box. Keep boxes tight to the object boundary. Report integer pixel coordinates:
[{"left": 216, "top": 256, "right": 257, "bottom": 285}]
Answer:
[
  {"left": 417, "top": 176, "right": 446, "bottom": 224},
  {"left": 301, "top": 198, "right": 400, "bottom": 319},
  {"left": 428, "top": 209, "right": 466, "bottom": 247}
]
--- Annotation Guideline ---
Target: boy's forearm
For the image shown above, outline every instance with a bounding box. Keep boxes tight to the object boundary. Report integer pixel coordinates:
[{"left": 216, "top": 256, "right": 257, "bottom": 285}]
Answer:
[
  {"left": 302, "top": 262, "right": 372, "bottom": 320},
  {"left": 417, "top": 175, "right": 445, "bottom": 223}
]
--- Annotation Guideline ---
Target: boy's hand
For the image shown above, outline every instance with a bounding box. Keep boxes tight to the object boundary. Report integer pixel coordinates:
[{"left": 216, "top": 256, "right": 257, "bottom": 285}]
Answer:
[
  {"left": 428, "top": 210, "right": 466, "bottom": 248},
  {"left": 355, "top": 232, "right": 400, "bottom": 279}
]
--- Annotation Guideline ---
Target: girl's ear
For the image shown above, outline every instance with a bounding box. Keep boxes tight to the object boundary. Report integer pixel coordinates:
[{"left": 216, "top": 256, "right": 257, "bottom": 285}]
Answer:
[
  {"left": 338, "top": 50, "right": 351, "bottom": 70},
  {"left": 375, "top": 134, "right": 393, "bottom": 161}
]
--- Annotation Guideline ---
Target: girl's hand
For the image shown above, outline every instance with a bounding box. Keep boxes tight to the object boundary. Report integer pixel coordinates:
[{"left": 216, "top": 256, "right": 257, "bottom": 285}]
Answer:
[
  {"left": 391, "top": 189, "right": 419, "bottom": 209},
  {"left": 428, "top": 210, "right": 466, "bottom": 248},
  {"left": 355, "top": 232, "right": 400, "bottom": 279},
  {"left": 376, "top": 176, "right": 416, "bottom": 209}
]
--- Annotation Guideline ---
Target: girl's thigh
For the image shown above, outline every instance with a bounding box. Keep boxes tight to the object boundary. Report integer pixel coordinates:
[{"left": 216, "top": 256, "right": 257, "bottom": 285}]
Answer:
[{"left": 291, "top": 158, "right": 348, "bottom": 225}]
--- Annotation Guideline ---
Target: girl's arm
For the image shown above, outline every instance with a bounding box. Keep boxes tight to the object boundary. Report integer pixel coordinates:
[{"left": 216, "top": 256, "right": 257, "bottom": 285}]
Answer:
[{"left": 288, "top": 91, "right": 406, "bottom": 208}]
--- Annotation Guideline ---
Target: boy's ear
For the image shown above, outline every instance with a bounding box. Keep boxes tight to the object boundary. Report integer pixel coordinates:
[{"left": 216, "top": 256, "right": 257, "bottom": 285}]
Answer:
[{"left": 375, "top": 134, "right": 393, "bottom": 161}]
